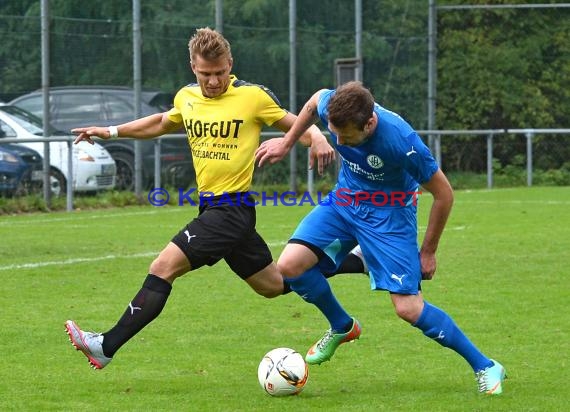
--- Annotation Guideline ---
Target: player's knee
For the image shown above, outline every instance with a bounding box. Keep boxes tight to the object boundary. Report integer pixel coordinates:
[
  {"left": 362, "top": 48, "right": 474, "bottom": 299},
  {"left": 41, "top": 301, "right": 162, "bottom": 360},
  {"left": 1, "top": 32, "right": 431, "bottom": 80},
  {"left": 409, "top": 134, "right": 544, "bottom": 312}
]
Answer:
[
  {"left": 393, "top": 301, "right": 422, "bottom": 323},
  {"left": 149, "top": 256, "right": 182, "bottom": 282},
  {"left": 276, "top": 258, "right": 304, "bottom": 278}
]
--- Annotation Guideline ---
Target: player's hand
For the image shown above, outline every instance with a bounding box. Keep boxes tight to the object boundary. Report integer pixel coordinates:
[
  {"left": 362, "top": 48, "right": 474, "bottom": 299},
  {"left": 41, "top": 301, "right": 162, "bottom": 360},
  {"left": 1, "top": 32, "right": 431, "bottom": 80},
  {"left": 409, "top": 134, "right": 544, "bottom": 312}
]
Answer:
[
  {"left": 71, "top": 126, "right": 110, "bottom": 145},
  {"left": 255, "top": 138, "right": 291, "bottom": 167},
  {"left": 309, "top": 136, "right": 335, "bottom": 175},
  {"left": 420, "top": 250, "right": 437, "bottom": 280}
]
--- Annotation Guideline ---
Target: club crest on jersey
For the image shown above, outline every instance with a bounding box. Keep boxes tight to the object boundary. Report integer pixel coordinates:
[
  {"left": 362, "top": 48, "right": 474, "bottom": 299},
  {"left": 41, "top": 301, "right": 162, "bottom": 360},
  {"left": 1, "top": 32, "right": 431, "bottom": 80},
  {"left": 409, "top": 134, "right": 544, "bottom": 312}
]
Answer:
[{"left": 366, "top": 154, "right": 383, "bottom": 169}]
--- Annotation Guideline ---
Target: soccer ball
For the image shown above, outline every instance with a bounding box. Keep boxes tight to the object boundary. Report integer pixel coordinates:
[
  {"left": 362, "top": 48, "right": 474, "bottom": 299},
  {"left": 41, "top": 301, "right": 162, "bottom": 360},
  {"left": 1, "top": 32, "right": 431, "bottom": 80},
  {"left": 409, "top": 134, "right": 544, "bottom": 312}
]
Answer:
[{"left": 257, "top": 347, "right": 309, "bottom": 396}]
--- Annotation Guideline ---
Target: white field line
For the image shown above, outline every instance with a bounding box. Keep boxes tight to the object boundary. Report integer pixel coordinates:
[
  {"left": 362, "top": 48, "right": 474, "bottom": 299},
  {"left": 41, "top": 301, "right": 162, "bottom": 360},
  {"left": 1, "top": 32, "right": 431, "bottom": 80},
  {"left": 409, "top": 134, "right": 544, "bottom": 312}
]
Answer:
[
  {"left": 2, "top": 225, "right": 469, "bottom": 272},
  {"left": 0, "top": 252, "right": 158, "bottom": 271},
  {"left": 454, "top": 200, "right": 570, "bottom": 205},
  {"left": 0, "top": 241, "right": 288, "bottom": 272},
  {"left": 1, "top": 198, "right": 567, "bottom": 227},
  {"left": 0, "top": 208, "right": 187, "bottom": 227}
]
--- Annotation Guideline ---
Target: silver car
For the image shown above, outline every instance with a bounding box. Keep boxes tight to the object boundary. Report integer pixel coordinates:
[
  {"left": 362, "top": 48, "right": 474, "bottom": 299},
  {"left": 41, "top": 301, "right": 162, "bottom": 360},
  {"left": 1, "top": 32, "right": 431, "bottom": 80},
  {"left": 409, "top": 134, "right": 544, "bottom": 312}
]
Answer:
[{"left": 0, "top": 104, "right": 116, "bottom": 194}]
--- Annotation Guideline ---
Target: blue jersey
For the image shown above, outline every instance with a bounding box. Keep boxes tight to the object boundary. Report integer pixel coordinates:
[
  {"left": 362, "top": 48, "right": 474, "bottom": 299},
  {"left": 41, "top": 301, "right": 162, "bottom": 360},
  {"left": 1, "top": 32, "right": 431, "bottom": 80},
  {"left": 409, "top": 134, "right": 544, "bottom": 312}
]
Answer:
[
  {"left": 317, "top": 89, "right": 438, "bottom": 206},
  {"left": 291, "top": 90, "right": 441, "bottom": 293}
]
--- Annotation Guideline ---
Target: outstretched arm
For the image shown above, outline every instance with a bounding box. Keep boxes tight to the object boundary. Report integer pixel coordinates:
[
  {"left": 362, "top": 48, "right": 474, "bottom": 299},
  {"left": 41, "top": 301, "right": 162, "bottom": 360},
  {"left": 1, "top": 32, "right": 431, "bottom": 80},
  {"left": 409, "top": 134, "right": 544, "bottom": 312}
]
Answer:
[
  {"left": 255, "top": 90, "right": 326, "bottom": 171},
  {"left": 71, "top": 112, "right": 182, "bottom": 145}
]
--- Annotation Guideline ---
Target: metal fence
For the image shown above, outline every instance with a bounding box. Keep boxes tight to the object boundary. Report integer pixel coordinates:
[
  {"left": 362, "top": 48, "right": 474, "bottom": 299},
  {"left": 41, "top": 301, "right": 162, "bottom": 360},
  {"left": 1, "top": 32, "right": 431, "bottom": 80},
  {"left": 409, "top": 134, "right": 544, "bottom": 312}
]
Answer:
[
  {"left": 423, "top": 129, "right": 570, "bottom": 188},
  {"left": 3, "top": 128, "right": 569, "bottom": 211}
]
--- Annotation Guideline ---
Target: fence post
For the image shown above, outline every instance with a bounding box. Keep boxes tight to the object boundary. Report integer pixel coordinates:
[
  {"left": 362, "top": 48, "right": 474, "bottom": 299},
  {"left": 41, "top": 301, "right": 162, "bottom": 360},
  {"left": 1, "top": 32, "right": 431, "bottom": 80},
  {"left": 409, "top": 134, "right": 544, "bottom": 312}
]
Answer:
[
  {"left": 487, "top": 133, "right": 493, "bottom": 189},
  {"left": 526, "top": 131, "right": 533, "bottom": 186},
  {"left": 154, "top": 140, "right": 161, "bottom": 189},
  {"left": 66, "top": 139, "right": 73, "bottom": 211},
  {"left": 435, "top": 134, "right": 441, "bottom": 166}
]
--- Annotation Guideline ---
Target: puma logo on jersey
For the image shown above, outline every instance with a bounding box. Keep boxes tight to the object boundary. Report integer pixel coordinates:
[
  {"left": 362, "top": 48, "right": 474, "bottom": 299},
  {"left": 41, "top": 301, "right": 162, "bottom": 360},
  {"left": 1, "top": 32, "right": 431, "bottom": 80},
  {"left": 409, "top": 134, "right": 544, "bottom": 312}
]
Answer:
[{"left": 406, "top": 146, "right": 417, "bottom": 157}]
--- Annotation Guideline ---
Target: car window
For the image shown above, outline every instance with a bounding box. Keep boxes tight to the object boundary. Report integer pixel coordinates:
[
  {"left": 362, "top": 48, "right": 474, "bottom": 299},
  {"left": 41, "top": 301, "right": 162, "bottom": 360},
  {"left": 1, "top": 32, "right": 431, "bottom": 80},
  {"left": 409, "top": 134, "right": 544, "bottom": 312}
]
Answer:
[
  {"left": 146, "top": 93, "right": 174, "bottom": 111},
  {"left": 103, "top": 95, "right": 136, "bottom": 122},
  {"left": 0, "top": 119, "right": 17, "bottom": 137},
  {"left": 55, "top": 93, "right": 105, "bottom": 125},
  {"left": 13, "top": 95, "right": 44, "bottom": 117},
  {"left": 3, "top": 110, "right": 43, "bottom": 134}
]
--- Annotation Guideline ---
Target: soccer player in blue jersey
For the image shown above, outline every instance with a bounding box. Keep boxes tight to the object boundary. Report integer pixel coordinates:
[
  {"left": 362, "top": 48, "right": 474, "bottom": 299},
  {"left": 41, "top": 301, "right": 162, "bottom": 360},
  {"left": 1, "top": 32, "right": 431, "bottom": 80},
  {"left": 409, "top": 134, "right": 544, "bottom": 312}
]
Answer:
[{"left": 255, "top": 81, "right": 506, "bottom": 395}]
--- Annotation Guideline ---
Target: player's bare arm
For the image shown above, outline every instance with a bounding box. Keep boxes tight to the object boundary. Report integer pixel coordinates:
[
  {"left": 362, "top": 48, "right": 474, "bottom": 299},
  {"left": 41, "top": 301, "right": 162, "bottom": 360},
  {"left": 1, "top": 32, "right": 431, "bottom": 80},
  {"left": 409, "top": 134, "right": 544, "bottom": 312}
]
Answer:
[
  {"left": 255, "top": 90, "right": 325, "bottom": 168},
  {"left": 72, "top": 112, "right": 181, "bottom": 145},
  {"left": 273, "top": 111, "right": 335, "bottom": 175},
  {"left": 418, "top": 169, "right": 454, "bottom": 279},
  {"left": 305, "top": 127, "right": 335, "bottom": 175}
]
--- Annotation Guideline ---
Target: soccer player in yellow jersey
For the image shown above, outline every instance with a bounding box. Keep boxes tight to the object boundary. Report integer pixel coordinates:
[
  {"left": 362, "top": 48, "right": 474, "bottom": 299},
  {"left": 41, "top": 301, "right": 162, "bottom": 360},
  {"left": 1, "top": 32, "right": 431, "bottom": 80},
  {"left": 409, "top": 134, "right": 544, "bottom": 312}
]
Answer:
[{"left": 64, "top": 27, "right": 365, "bottom": 369}]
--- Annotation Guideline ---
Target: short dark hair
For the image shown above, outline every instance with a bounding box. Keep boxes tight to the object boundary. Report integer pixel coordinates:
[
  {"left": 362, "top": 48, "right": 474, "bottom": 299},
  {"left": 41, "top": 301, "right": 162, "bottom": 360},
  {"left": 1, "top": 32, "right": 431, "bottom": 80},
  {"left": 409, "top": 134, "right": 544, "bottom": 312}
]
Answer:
[{"left": 328, "top": 81, "right": 374, "bottom": 130}]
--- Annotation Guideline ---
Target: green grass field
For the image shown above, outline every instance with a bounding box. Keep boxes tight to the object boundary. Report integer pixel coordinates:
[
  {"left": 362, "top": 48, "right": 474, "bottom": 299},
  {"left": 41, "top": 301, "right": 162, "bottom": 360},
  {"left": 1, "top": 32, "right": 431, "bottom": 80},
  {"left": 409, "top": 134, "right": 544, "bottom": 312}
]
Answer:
[{"left": 1, "top": 186, "right": 569, "bottom": 411}]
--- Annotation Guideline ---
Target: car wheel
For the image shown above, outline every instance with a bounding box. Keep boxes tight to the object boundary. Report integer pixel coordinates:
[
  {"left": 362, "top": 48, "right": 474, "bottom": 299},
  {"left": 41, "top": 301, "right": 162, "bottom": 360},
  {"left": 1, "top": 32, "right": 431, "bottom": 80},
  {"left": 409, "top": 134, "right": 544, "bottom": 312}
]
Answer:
[
  {"left": 48, "top": 167, "right": 66, "bottom": 197},
  {"left": 112, "top": 151, "right": 135, "bottom": 191},
  {"left": 22, "top": 167, "right": 66, "bottom": 197},
  {"left": 163, "top": 162, "right": 195, "bottom": 189}
]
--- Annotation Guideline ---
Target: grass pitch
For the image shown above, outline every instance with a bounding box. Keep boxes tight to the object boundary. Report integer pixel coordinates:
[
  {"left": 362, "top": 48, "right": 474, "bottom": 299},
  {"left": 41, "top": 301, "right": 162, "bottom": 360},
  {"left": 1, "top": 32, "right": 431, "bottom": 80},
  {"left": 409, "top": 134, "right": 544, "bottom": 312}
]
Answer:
[{"left": 1, "top": 186, "right": 569, "bottom": 411}]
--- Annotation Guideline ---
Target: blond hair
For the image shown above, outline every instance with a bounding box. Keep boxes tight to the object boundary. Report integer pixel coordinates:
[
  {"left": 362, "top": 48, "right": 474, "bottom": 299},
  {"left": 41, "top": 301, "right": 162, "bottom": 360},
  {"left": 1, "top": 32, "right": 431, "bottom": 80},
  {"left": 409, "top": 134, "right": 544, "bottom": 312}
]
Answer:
[{"left": 188, "top": 27, "right": 232, "bottom": 62}]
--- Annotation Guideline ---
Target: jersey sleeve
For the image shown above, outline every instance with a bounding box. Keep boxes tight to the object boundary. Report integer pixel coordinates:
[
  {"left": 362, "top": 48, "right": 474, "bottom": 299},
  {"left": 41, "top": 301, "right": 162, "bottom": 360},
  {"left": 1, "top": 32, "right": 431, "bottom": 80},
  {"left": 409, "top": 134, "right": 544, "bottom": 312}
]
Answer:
[
  {"left": 166, "top": 89, "right": 184, "bottom": 124},
  {"left": 316, "top": 89, "right": 335, "bottom": 126},
  {"left": 255, "top": 85, "right": 288, "bottom": 126},
  {"left": 403, "top": 132, "right": 439, "bottom": 184}
]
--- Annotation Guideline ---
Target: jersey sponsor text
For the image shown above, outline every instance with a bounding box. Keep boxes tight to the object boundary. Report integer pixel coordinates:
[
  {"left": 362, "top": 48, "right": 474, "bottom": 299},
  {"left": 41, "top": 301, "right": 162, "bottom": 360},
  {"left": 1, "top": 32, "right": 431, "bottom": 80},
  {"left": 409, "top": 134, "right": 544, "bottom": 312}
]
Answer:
[{"left": 184, "top": 118, "right": 244, "bottom": 138}]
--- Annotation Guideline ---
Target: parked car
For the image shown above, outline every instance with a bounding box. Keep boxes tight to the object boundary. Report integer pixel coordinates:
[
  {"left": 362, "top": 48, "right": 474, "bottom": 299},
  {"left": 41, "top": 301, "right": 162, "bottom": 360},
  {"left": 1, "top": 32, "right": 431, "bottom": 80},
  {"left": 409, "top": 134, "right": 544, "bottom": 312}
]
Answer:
[
  {"left": 10, "top": 86, "right": 194, "bottom": 190},
  {"left": 0, "top": 145, "right": 32, "bottom": 197},
  {"left": 0, "top": 143, "right": 47, "bottom": 196},
  {"left": 0, "top": 104, "right": 116, "bottom": 194}
]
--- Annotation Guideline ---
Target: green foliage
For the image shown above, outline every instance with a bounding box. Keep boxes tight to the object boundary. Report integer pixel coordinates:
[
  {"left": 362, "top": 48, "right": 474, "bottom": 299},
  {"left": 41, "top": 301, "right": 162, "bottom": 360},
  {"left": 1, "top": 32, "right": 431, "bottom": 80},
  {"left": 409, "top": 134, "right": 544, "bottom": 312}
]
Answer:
[
  {"left": 533, "top": 162, "right": 570, "bottom": 186},
  {"left": 0, "top": 191, "right": 142, "bottom": 214},
  {"left": 1, "top": 1, "right": 569, "bottom": 176},
  {"left": 438, "top": 0, "right": 570, "bottom": 129}
]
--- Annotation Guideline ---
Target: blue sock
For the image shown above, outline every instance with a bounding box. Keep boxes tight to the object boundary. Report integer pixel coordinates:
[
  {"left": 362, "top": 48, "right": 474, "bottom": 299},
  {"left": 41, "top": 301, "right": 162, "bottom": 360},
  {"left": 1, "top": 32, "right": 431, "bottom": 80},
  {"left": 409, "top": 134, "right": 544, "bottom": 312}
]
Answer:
[
  {"left": 413, "top": 301, "right": 493, "bottom": 372},
  {"left": 285, "top": 266, "right": 352, "bottom": 332}
]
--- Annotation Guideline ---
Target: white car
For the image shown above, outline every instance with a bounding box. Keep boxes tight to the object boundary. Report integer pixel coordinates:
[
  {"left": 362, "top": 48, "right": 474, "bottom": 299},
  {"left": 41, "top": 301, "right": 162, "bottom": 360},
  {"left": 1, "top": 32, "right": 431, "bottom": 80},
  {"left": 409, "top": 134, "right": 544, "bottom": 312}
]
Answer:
[{"left": 0, "top": 104, "right": 116, "bottom": 194}]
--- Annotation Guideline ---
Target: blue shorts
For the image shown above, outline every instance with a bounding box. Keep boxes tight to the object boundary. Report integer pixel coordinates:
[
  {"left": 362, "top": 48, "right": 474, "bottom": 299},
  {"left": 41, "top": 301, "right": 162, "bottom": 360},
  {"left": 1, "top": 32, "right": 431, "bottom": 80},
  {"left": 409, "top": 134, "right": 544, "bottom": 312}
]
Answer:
[{"left": 290, "top": 198, "right": 421, "bottom": 294}]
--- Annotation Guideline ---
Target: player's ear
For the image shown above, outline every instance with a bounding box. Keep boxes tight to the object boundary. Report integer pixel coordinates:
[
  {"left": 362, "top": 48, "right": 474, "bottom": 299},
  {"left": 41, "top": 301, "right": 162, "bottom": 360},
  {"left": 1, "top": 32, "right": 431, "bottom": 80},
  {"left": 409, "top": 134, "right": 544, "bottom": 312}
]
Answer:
[{"left": 364, "top": 115, "right": 376, "bottom": 135}]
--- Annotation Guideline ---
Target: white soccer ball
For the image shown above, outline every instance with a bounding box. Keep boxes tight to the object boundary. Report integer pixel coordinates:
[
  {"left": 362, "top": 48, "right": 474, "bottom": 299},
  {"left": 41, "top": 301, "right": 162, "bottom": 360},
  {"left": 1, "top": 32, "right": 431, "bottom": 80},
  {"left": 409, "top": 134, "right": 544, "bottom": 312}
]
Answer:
[{"left": 257, "top": 347, "right": 309, "bottom": 396}]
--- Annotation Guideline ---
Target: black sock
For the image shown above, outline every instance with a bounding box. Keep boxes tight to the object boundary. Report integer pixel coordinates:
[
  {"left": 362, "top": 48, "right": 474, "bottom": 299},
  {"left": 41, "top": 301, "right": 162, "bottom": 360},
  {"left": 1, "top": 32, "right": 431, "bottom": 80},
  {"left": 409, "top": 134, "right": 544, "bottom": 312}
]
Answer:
[
  {"left": 326, "top": 253, "right": 364, "bottom": 277},
  {"left": 282, "top": 278, "right": 292, "bottom": 295},
  {"left": 102, "top": 274, "right": 172, "bottom": 357}
]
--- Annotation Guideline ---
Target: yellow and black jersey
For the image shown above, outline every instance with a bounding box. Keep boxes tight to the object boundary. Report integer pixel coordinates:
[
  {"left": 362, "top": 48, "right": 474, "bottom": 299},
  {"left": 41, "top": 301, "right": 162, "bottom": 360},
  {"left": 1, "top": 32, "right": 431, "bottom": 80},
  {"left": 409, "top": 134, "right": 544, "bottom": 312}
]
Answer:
[{"left": 167, "top": 75, "right": 288, "bottom": 195}]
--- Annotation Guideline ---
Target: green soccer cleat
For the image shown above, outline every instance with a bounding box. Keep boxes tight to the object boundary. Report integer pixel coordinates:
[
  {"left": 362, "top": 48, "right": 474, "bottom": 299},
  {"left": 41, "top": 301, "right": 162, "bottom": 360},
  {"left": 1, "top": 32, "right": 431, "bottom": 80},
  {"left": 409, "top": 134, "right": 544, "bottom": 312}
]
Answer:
[
  {"left": 305, "top": 317, "right": 362, "bottom": 365},
  {"left": 475, "top": 359, "right": 506, "bottom": 395}
]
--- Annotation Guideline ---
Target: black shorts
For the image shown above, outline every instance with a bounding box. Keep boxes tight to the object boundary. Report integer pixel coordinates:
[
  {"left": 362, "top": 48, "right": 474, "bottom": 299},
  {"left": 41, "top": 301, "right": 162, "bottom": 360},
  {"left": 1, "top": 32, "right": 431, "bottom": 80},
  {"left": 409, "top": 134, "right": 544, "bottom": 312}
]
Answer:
[{"left": 171, "top": 193, "right": 273, "bottom": 279}]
